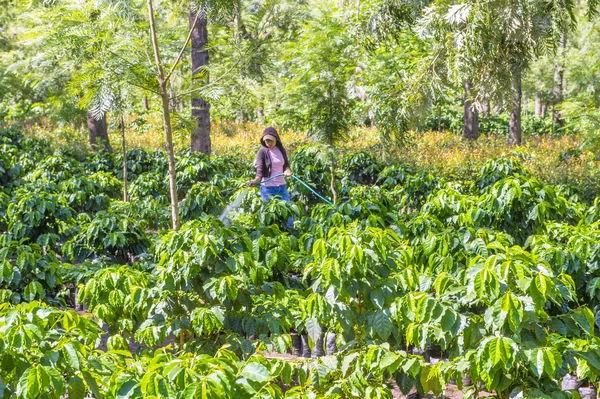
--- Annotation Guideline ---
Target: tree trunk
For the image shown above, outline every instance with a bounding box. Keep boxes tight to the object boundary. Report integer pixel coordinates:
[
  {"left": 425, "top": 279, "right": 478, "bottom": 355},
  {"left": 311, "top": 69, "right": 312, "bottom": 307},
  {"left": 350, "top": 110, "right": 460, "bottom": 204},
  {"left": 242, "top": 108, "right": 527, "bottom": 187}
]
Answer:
[
  {"left": 143, "top": 96, "right": 149, "bottom": 111},
  {"left": 481, "top": 99, "right": 490, "bottom": 118},
  {"left": 147, "top": 0, "right": 180, "bottom": 231},
  {"left": 535, "top": 93, "right": 543, "bottom": 118},
  {"left": 160, "top": 90, "right": 180, "bottom": 229},
  {"left": 552, "top": 33, "right": 566, "bottom": 128},
  {"left": 462, "top": 81, "right": 479, "bottom": 140},
  {"left": 233, "top": 2, "right": 242, "bottom": 43},
  {"left": 87, "top": 111, "right": 112, "bottom": 152},
  {"left": 190, "top": 4, "right": 211, "bottom": 155},
  {"left": 120, "top": 115, "right": 128, "bottom": 202},
  {"left": 330, "top": 159, "right": 338, "bottom": 204},
  {"left": 508, "top": 62, "right": 522, "bottom": 145}
]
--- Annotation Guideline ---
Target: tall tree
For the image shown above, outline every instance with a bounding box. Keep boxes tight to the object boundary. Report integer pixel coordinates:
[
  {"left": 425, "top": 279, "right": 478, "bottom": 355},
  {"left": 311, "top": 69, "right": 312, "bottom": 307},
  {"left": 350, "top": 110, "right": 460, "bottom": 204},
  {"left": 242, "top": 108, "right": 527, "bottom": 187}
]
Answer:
[
  {"left": 552, "top": 33, "right": 567, "bottom": 128},
  {"left": 374, "top": 0, "right": 581, "bottom": 145},
  {"left": 509, "top": 61, "right": 523, "bottom": 145},
  {"left": 463, "top": 81, "right": 479, "bottom": 140},
  {"left": 87, "top": 111, "right": 112, "bottom": 152},
  {"left": 277, "top": 7, "right": 359, "bottom": 203},
  {"left": 146, "top": 0, "right": 204, "bottom": 231},
  {"left": 190, "top": 3, "right": 211, "bottom": 155}
]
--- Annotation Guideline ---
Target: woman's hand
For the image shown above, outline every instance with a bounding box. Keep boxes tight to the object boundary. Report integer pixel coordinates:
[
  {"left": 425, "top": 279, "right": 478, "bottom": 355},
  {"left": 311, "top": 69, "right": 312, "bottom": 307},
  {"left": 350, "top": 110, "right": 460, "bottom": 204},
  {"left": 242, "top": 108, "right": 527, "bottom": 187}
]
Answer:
[
  {"left": 247, "top": 177, "right": 261, "bottom": 187},
  {"left": 284, "top": 168, "right": 292, "bottom": 177}
]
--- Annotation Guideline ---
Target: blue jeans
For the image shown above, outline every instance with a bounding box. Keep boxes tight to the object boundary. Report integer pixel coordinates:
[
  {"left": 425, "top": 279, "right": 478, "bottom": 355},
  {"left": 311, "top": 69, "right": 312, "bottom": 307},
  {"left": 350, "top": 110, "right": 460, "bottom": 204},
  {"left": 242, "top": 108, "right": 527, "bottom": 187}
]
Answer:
[{"left": 260, "top": 184, "right": 294, "bottom": 228}]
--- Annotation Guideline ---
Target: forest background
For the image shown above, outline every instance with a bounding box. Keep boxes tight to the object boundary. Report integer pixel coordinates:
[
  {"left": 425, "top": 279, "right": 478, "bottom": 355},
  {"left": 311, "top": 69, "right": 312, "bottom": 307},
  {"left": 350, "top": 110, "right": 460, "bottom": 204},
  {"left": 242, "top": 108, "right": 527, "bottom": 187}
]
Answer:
[{"left": 0, "top": 0, "right": 599, "bottom": 198}]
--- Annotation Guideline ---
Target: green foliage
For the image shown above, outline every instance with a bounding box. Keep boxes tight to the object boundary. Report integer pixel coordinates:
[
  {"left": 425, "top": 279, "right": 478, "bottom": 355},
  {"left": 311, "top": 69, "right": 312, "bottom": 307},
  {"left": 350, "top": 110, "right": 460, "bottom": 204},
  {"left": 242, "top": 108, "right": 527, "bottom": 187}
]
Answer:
[
  {"left": 77, "top": 265, "right": 153, "bottom": 336},
  {"left": 176, "top": 151, "right": 216, "bottom": 196},
  {"left": 63, "top": 204, "right": 150, "bottom": 263},
  {"left": 0, "top": 242, "right": 70, "bottom": 305},
  {"left": 4, "top": 188, "right": 76, "bottom": 245},
  {"left": 474, "top": 158, "right": 527, "bottom": 192},
  {"left": 0, "top": 302, "right": 103, "bottom": 398},
  {"left": 1, "top": 127, "right": 600, "bottom": 397},
  {"left": 58, "top": 172, "right": 122, "bottom": 213},
  {"left": 341, "top": 151, "right": 383, "bottom": 187},
  {"left": 128, "top": 171, "right": 169, "bottom": 204},
  {"left": 289, "top": 145, "right": 339, "bottom": 203},
  {"left": 180, "top": 182, "right": 224, "bottom": 221},
  {"left": 276, "top": 7, "right": 359, "bottom": 144}
]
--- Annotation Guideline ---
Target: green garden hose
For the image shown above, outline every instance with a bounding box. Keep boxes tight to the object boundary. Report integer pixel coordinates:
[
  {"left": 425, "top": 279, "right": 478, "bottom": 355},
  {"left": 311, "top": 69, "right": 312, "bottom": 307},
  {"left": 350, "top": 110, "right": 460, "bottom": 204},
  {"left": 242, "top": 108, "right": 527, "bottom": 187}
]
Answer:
[{"left": 259, "top": 173, "right": 333, "bottom": 205}]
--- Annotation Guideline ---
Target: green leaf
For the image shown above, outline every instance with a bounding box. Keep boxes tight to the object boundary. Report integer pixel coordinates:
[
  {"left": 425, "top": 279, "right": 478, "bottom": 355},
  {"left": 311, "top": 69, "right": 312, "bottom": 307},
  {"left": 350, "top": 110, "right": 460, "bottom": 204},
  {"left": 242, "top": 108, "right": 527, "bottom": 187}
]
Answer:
[
  {"left": 572, "top": 307, "right": 596, "bottom": 337},
  {"left": 500, "top": 292, "right": 523, "bottom": 333},
  {"left": 62, "top": 342, "right": 80, "bottom": 370},
  {"left": 474, "top": 267, "right": 499, "bottom": 303},
  {"left": 397, "top": 373, "right": 415, "bottom": 395},
  {"left": 68, "top": 375, "right": 86, "bottom": 399},
  {"left": 576, "top": 351, "right": 600, "bottom": 374},
  {"left": 117, "top": 380, "right": 139, "bottom": 399},
  {"left": 281, "top": 362, "right": 293, "bottom": 385},
  {"left": 16, "top": 367, "right": 35, "bottom": 398},
  {"left": 141, "top": 372, "right": 169, "bottom": 397},
  {"left": 486, "top": 337, "right": 515, "bottom": 369},
  {"left": 241, "top": 362, "right": 270, "bottom": 383},
  {"left": 543, "top": 348, "right": 561, "bottom": 378},
  {"left": 23, "top": 281, "right": 44, "bottom": 302},
  {"left": 342, "top": 353, "right": 359, "bottom": 377},
  {"left": 399, "top": 359, "right": 419, "bottom": 380},
  {"left": 82, "top": 370, "right": 101, "bottom": 399},
  {"left": 306, "top": 317, "right": 322, "bottom": 346},
  {"left": 535, "top": 274, "right": 548, "bottom": 297},
  {"left": 380, "top": 351, "right": 401, "bottom": 371},
  {"left": 20, "top": 366, "right": 43, "bottom": 398},
  {"left": 420, "top": 364, "right": 443, "bottom": 395},
  {"left": 181, "top": 382, "right": 199, "bottom": 399},
  {"left": 373, "top": 309, "right": 393, "bottom": 340}
]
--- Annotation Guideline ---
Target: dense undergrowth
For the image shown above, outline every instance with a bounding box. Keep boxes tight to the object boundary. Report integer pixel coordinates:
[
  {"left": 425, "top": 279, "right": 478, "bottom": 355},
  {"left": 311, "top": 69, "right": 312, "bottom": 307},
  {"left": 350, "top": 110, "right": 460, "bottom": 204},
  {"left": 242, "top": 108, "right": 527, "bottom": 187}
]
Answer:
[
  {"left": 1, "top": 124, "right": 600, "bottom": 398},
  {"left": 22, "top": 115, "right": 600, "bottom": 202}
]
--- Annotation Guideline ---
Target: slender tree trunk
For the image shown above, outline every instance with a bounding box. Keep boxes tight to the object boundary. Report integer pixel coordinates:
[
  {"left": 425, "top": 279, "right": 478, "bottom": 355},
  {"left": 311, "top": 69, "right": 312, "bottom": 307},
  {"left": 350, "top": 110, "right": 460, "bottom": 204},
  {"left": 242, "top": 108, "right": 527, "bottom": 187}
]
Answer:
[
  {"left": 190, "top": 4, "right": 211, "bottom": 155},
  {"left": 233, "top": 3, "right": 242, "bottom": 43},
  {"left": 462, "top": 81, "right": 479, "bottom": 140},
  {"left": 147, "top": 0, "right": 180, "bottom": 231},
  {"left": 481, "top": 99, "right": 490, "bottom": 118},
  {"left": 552, "top": 33, "right": 566, "bottom": 128},
  {"left": 87, "top": 111, "right": 112, "bottom": 152},
  {"left": 143, "top": 96, "right": 149, "bottom": 111},
  {"left": 160, "top": 87, "right": 180, "bottom": 230},
  {"left": 535, "top": 93, "right": 543, "bottom": 118},
  {"left": 508, "top": 62, "right": 522, "bottom": 145},
  {"left": 330, "top": 159, "right": 338, "bottom": 204},
  {"left": 169, "top": 87, "right": 176, "bottom": 111},
  {"left": 121, "top": 115, "right": 128, "bottom": 202}
]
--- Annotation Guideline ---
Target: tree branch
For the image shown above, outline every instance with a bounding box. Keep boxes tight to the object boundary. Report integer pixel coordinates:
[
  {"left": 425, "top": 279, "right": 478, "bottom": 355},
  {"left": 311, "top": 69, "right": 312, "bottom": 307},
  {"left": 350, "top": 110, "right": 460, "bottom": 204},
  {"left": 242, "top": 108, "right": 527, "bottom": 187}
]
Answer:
[{"left": 146, "top": 0, "right": 165, "bottom": 83}]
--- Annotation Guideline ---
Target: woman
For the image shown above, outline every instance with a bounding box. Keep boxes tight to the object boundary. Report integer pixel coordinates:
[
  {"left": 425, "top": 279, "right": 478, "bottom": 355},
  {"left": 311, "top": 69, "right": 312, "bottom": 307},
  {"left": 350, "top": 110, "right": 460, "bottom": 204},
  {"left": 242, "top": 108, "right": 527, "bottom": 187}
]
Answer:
[{"left": 247, "top": 127, "right": 294, "bottom": 227}]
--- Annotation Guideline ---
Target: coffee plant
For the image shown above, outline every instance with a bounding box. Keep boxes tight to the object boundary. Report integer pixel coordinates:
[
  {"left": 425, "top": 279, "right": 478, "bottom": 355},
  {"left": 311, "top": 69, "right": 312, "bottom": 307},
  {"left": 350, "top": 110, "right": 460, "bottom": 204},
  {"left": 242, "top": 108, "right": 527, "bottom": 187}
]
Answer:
[{"left": 1, "top": 126, "right": 600, "bottom": 398}]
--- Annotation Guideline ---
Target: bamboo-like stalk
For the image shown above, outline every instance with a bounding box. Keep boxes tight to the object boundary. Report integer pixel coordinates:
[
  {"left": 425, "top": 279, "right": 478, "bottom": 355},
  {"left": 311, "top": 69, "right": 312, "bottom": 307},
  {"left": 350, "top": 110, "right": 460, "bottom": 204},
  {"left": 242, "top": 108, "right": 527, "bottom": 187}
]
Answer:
[
  {"left": 120, "top": 115, "right": 128, "bottom": 202},
  {"left": 146, "top": 0, "right": 180, "bottom": 231}
]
